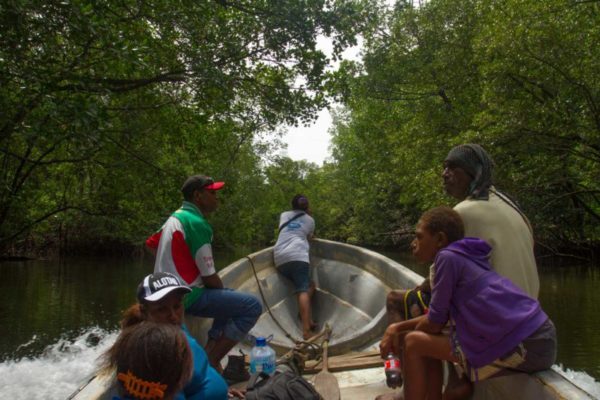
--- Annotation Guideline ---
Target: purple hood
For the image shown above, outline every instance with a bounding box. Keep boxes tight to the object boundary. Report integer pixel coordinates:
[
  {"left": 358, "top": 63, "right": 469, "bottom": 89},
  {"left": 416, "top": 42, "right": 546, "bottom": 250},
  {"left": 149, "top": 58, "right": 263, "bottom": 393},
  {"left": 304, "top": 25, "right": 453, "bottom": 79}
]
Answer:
[{"left": 444, "top": 237, "right": 492, "bottom": 270}]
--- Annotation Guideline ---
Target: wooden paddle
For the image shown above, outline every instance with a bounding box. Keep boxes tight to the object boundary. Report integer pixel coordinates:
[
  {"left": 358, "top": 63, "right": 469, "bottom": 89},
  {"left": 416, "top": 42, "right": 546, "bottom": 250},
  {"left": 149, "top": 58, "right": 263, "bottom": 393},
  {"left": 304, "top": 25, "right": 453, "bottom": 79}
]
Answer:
[{"left": 313, "top": 325, "right": 340, "bottom": 400}]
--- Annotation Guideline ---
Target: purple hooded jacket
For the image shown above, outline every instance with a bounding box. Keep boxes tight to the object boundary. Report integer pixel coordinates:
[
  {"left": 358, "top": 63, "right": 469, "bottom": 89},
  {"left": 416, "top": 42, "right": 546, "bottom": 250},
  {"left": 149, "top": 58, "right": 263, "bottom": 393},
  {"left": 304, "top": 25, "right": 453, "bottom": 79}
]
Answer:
[{"left": 427, "top": 238, "right": 548, "bottom": 368}]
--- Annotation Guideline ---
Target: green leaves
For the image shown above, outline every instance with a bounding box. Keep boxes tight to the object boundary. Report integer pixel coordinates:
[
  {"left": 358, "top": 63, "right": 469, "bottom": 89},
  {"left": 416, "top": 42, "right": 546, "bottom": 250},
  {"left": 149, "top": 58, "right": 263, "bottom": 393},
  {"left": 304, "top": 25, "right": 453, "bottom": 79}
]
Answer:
[
  {"left": 5, "top": 0, "right": 597, "bottom": 256},
  {"left": 0, "top": 0, "right": 374, "bottom": 254},
  {"left": 322, "top": 0, "right": 600, "bottom": 252}
]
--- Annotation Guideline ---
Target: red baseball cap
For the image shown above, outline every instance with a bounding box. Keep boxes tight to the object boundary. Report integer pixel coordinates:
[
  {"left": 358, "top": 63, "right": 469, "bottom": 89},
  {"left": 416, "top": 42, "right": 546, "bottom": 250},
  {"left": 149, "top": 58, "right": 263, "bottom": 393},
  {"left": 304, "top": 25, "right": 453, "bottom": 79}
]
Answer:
[{"left": 181, "top": 175, "right": 225, "bottom": 197}]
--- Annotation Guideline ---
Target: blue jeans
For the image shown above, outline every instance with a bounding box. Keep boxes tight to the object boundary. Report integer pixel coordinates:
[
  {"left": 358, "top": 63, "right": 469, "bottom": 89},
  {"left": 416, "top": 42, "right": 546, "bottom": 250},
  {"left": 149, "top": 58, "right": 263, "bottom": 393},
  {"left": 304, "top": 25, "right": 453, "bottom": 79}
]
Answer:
[{"left": 186, "top": 288, "right": 262, "bottom": 342}]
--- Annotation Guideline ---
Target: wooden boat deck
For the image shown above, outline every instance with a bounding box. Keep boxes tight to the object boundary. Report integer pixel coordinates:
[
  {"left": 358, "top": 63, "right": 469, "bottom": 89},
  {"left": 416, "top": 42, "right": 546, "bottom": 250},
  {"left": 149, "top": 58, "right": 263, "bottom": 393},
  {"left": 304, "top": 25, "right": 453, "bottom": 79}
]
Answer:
[
  {"left": 228, "top": 348, "right": 597, "bottom": 400},
  {"left": 230, "top": 369, "right": 395, "bottom": 399}
]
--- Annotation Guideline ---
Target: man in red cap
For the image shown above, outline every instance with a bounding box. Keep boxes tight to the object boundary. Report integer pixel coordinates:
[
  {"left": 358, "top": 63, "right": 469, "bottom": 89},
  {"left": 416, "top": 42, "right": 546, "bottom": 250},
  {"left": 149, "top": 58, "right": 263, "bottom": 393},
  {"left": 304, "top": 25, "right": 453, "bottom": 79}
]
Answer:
[{"left": 146, "top": 175, "right": 261, "bottom": 378}]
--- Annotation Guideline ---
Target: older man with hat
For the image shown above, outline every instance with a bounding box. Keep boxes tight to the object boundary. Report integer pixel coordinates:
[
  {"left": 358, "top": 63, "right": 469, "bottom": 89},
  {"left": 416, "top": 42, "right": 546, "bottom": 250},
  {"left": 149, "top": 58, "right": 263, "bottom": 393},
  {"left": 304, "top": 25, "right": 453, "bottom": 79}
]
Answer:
[
  {"left": 386, "top": 145, "right": 539, "bottom": 326},
  {"left": 380, "top": 145, "right": 541, "bottom": 400},
  {"left": 146, "top": 175, "right": 261, "bottom": 379},
  {"left": 441, "top": 144, "right": 539, "bottom": 298},
  {"left": 436, "top": 144, "right": 540, "bottom": 400}
]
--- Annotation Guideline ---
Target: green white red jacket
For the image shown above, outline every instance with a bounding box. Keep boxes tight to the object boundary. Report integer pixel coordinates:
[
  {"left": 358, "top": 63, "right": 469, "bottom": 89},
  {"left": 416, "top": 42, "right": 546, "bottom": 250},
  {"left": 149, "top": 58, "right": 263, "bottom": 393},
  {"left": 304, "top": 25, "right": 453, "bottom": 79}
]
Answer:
[{"left": 146, "top": 201, "right": 215, "bottom": 306}]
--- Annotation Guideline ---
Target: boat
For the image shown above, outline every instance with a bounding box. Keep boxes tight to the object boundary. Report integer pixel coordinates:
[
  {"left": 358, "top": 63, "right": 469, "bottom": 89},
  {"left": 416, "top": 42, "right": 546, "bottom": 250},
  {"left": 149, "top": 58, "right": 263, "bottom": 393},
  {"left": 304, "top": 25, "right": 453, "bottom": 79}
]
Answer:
[{"left": 69, "top": 239, "right": 595, "bottom": 399}]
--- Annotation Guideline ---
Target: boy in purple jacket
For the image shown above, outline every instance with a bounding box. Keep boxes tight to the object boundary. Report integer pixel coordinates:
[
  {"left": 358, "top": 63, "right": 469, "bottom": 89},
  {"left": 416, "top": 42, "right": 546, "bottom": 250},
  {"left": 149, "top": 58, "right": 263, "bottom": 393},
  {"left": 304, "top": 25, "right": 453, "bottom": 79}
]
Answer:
[{"left": 379, "top": 206, "right": 556, "bottom": 400}]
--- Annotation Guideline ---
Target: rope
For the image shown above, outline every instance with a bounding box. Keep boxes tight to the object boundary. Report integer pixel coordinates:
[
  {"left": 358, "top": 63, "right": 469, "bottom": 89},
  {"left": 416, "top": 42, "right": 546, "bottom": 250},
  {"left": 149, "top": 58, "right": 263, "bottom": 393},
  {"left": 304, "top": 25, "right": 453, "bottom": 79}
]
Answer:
[
  {"left": 246, "top": 256, "right": 301, "bottom": 344},
  {"left": 245, "top": 255, "right": 326, "bottom": 376}
]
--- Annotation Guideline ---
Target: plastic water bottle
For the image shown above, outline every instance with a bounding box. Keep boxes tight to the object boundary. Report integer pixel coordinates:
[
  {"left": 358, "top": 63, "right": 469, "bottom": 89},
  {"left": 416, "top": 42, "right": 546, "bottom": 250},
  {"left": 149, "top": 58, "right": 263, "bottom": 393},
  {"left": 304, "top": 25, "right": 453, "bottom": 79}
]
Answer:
[
  {"left": 384, "top": 352, "right": 402, "bottom": 388},
  {"left": 249, "top": 336, "right": 276, "bottom": 375}
]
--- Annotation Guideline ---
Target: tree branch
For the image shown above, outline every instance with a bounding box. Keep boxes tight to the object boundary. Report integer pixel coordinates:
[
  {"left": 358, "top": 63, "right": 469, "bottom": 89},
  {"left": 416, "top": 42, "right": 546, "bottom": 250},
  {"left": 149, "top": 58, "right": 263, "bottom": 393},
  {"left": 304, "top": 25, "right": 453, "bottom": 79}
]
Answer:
[{"left": 0, "top": 205, "right": 109, "bottom": 246}]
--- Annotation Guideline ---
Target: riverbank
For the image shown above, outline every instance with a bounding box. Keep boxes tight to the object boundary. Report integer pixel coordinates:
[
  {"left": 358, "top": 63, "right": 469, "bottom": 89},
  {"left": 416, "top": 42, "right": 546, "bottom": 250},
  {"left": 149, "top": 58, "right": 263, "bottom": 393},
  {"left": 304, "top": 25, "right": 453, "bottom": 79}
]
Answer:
[{"left": 3, "top": 235, "right": 600, "bottom": 265}]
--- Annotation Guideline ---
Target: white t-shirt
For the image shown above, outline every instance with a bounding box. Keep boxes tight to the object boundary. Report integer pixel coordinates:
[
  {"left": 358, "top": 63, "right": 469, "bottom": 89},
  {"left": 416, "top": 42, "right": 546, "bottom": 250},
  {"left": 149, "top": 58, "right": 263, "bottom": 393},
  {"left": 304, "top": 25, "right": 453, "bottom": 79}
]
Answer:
[{"left": 273, "top": 211, "right": 315, "bottom": 266}]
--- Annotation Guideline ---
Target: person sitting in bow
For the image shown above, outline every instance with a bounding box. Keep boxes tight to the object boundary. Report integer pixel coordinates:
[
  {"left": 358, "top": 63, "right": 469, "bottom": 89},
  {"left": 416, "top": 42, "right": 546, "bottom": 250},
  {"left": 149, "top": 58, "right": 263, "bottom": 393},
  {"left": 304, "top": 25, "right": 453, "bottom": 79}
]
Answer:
[
  {"left": 146, "top": 174, "right": 261, "bottom": 379},
  {"left": 102, "top": 272, "right": 245, "bottom": 399},
  {"left": 100, "top": 320, "right": 193, "bottom": 400},
  {"left": 379, "top": 206, "right": 555, "bottom": 400}
]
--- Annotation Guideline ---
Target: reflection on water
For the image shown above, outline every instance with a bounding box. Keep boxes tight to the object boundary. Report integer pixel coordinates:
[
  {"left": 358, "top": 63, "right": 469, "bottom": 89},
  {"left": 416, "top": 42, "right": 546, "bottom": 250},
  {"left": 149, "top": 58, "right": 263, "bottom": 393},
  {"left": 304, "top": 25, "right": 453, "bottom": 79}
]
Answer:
[
  {"left": 0, "top": 256, "right": 150, "bottom": 360},
  {"left": 537, "top": 262, "right": 600, "bottom": 382},
  {"left": 0, "top": 248, "right": 599, "bottom": 399},
  {"left": 0, "top": 249, "right": 250, "bottom": 361}
]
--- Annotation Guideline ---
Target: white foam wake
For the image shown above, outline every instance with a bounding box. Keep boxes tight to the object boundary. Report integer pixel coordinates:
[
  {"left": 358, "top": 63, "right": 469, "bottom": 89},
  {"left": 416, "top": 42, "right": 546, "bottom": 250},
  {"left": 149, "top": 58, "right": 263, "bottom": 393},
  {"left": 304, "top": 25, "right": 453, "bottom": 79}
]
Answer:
[
  {"left": 0, "top": 327, "right": 118, "bottom": 400},
  {"left": 553, "top": 364, "right": 600, "bottom": 399},
  {"left": 1, "top": 327, "right": 600, "bottom": 400}
]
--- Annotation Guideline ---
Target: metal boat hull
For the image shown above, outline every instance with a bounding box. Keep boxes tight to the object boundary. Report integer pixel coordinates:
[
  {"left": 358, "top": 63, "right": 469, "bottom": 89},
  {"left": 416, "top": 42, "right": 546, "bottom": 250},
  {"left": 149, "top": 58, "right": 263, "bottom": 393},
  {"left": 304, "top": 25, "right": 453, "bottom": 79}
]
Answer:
[
  {"left": 68, "top": 239, "right": 595, "bottom": 399},
  {"left": 185, "top": 238, "right": 423, "bottom": 356}
]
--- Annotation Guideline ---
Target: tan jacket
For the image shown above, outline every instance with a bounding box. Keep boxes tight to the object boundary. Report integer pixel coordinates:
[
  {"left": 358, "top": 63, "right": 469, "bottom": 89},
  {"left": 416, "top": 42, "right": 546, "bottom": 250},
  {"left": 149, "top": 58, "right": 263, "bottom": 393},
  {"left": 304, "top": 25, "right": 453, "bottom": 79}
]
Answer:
[{"left": 454, "top": 189, "right": 540, "bottom": 298}]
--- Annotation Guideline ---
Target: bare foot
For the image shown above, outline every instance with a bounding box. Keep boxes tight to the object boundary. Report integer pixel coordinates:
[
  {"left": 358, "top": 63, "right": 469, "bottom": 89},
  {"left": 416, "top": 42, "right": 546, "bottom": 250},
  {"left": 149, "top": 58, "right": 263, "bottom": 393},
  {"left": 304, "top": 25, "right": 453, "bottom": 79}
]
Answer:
[
  {"left": 298, "top": 312, "right": 318, "bottom": 328},
  {"left": 443, "top": 377, "right": 473, "bottom": 400}
]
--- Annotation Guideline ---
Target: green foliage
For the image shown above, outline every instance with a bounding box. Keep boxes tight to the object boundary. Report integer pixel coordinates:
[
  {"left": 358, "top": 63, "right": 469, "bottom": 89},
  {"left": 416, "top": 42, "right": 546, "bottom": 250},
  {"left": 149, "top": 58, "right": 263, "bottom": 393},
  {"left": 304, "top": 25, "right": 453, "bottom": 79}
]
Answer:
[
  {"left": 0, "top": 0, "right": 375, "bottom": 255},
  {"left": 321, "top": 0, "right": 600, "bottom": 252},
  {"left": 2, "top": 0, "right": 599, "bottom": 257}
]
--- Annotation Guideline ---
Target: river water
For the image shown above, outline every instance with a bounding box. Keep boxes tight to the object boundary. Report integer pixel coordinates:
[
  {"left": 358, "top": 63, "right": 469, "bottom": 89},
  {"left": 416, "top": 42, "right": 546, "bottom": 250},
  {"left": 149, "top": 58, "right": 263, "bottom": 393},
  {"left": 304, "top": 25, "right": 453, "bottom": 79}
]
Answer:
[{"left": 0, "top": 249, "right": 599, "bottom": 399}]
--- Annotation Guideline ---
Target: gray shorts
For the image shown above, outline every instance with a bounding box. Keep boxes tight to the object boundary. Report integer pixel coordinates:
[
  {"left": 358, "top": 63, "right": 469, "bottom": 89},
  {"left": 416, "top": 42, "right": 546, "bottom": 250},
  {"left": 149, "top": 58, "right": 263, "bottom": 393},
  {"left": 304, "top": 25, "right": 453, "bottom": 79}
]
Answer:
[{"left": 456, "top": 318, "right": 557, "bottom": 381}]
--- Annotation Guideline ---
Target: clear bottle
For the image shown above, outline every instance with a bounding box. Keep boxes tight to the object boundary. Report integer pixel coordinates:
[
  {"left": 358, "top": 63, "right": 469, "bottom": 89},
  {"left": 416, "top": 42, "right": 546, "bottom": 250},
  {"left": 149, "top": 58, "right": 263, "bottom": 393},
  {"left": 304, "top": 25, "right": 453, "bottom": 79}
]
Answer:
[
  {"left": 249, "top": 336, "right": 276, "bottom": 375},
  {"left": 384, "top": 352, "right": 402, "bottom": 388}
]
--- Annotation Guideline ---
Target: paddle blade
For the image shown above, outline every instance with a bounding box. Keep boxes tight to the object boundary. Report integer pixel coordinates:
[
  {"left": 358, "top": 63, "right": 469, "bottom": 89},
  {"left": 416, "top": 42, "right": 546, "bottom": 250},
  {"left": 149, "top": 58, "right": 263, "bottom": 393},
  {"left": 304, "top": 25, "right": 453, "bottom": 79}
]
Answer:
[{"left": 313, "top": 370, "right": 341, "bottom": 400}]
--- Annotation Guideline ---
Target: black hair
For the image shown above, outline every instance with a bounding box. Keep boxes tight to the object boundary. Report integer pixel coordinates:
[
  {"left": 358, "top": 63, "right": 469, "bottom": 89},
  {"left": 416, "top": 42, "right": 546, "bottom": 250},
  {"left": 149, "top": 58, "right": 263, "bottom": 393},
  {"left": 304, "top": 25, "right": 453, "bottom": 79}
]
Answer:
[
  {"left": 100, "top": 321, "right": 193, "bottom": 400},
  {"left": 181, "top": 175, "right": 214, "bottom": 201},
  {"left": 291, "top": 194, "right": 309, "bottom": 211},
  {"left": 420, "top": 206, "right": 465, "bottom": 243}
]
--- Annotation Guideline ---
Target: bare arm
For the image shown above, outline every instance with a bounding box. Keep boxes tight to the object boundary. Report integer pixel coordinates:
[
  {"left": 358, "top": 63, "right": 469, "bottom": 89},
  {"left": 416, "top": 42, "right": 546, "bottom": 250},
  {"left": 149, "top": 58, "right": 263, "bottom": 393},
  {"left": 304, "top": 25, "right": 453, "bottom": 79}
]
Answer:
[
  {"left": 414, "top": 316, "right": 444, "bottom": 334},
  {"left": 379, "top": 315, "right": 427, "bottom": 357},
  {"left": 202, "top": 273, "right": 224, "bottom": 289}
]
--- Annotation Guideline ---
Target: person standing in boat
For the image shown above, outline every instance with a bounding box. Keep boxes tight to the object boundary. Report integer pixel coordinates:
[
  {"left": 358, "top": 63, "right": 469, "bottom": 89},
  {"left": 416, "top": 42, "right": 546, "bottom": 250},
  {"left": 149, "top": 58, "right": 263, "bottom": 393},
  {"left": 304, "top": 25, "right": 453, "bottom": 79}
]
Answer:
[
  {"left": 386, "top": 144, "right": 540, "bottom": 324},
  {"left": 273, "top": 194, "right": 317, "bottom": 340},
  {"left": 146, "top": 175, "right": 262, "bottom": 375},
  {"left": 379, "top": 206, "right": 556, "bottom": 400}
]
